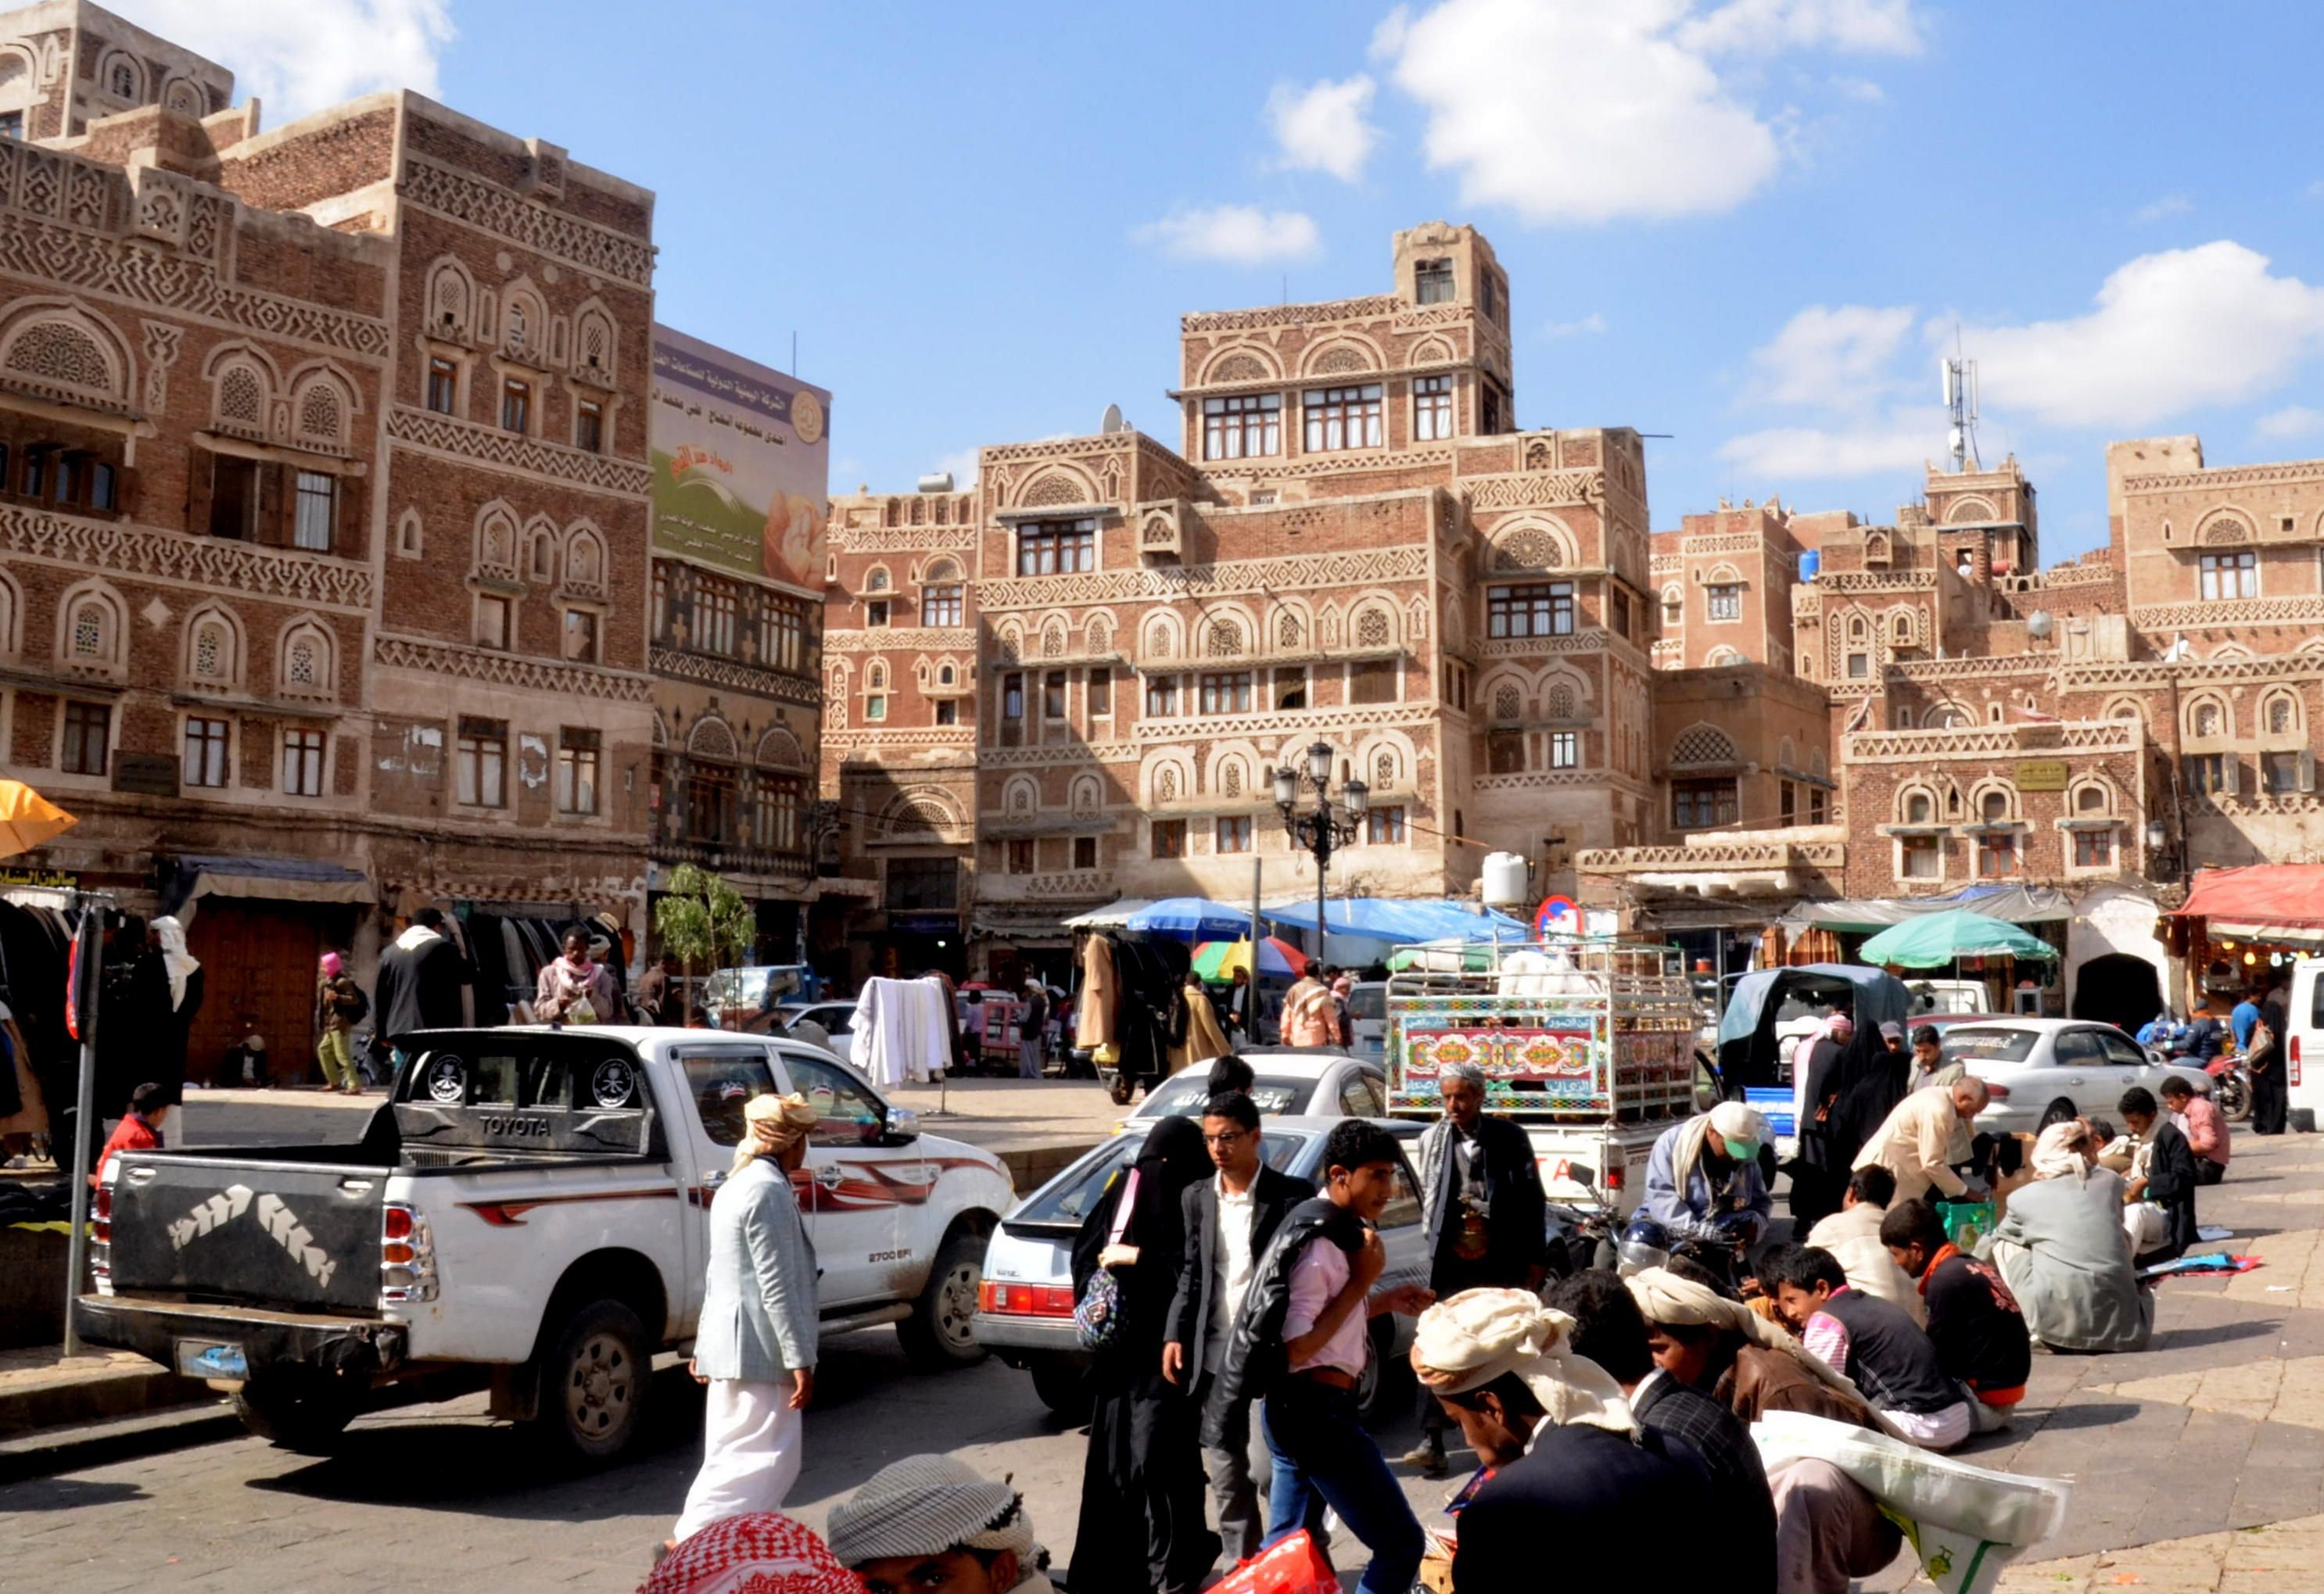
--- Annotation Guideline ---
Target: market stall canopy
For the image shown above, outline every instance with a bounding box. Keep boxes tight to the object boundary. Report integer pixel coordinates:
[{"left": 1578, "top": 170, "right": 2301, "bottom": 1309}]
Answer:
[
  {"left": 1124, "top": 897, "right": 1264, "bottom": 939},
  {"left": 1778, "top": 884, "right": 2071, "bottom": 935},
  {"left": 2171, "top": 865, "right": 2324, "bottom": 947},
  {"left": 0, "top": 779, "right": 74, "bottom": 860},
  {"left": 160, "top": 854, "right": 376, "bottom": 915},
  {"left": 1858, "top": 908, "right": 2058, "bottom": 969},
  {"left": 1263, "top": 897, "right": 1528, "bottom": 944},
  {"left": 1059, "top": 899, "right": 1157, "bottom": 930}
]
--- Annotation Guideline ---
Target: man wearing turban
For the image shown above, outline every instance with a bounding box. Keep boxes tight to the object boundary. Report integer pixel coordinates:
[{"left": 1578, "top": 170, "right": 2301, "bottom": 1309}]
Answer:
[
  {"left": 828, "top": 1453, "right": 1057, "bottom": 1593},
  {"left": 668, "top": 1092, "right": 822, "bottom": 1555},
  {"left": 1623, "top": 1101, "right": 1774, "bottom": 1276}
]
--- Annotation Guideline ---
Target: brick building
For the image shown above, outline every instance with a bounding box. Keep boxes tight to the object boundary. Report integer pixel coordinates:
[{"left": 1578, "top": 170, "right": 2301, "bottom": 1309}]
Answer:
[
  {"left": 819, "top": 222, "right": 1659, "bottom": 985},
  {"left": 0, "top": 1, "right": 658, "bottom": 1074}
]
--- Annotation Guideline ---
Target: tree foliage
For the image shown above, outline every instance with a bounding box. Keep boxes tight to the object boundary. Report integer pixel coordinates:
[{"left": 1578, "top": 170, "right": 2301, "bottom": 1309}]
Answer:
[{"left": 654, "top": 863, "right": 752, "bottom": 980}]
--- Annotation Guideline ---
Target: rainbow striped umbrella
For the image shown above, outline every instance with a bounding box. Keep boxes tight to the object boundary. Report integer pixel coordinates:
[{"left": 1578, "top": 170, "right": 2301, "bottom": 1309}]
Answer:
[{"left": 1192, "top": 937, "right": 1309, "bottom": 980}]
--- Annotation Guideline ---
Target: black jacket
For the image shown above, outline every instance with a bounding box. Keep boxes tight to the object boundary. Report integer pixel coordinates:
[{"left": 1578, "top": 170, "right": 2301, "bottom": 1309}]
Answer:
[
  {"left": 1415, "top": 1113, "right": 1547, "bottom": 1288},
  {"left": 1631, "top": 1374, "right": 1777, "bottom": 1588},
  {"left": 1453, "top": 1421, "right": 1716, "bottom": 1589},
  {"left": 2142, "top": 1119, "right": 2202, "bottom": 1261},
  {"left": 373, "top": 931, "right": 470, "bottom": 1056},
  {"left": 1167, "top": 1166, "right": 1314, "bottom": 1383},
  {"left": 1200, "top": 1195, "right": 1365, "bottom": 1449}
]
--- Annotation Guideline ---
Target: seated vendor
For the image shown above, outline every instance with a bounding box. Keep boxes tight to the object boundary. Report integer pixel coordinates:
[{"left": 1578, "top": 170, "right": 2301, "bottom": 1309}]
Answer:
[{"left": 1623, "top": 1103, "right": 1773, "bottom": 1275}]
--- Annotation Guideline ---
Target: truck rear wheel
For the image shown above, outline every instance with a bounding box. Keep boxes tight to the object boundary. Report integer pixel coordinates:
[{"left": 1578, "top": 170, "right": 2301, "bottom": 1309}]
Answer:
[
  {"left": 233, "top": 1368, "right": 361, "bottom": 1454},
  {"left": 898, "top": 1229, "right": 988, "bottom": 1370},
  {"left": 533, "top": 1298, "right": 650, "bottom": 1464}
]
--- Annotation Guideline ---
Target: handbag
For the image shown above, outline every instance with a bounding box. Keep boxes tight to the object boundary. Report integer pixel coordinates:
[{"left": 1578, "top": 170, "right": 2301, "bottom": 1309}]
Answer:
[
  {"left": 1074, "top": 1166, "right": 1140, "bottom": 1351},
  {"left": 2247, "top": 1018, "right": 2276, "bottom": 1069}
]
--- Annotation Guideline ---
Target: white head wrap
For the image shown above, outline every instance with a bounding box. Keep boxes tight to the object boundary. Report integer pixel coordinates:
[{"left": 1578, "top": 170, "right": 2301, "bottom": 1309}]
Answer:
[
  {"left": 1439, "top": 1058, "right": 1488, "bottom": 1091},
  {"left": 1409, "top": 1288, "right": 1636, "bottom": 1438},
  {"left": 1708, "top": 1100, "right": 1770, "bottom": 1148},
  {"left": 826, "top": 1453, "right": 1044, "bottom": 1585},
  {"left": 2030, "top": 1119, "right": 2092, "bottom": 1182}
]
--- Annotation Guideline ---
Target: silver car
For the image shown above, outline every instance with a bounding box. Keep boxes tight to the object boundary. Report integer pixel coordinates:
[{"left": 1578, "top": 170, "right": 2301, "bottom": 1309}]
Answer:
[
  {"left": 1125, "top": 1051, "right": 1386, "bottom": 1127},
  {"left": 1939, "top": 1017, "right": 2198, "bottom": 1137},
  {"left": 976, "top": 1116, "right": 1430, "bottom": 1421}
]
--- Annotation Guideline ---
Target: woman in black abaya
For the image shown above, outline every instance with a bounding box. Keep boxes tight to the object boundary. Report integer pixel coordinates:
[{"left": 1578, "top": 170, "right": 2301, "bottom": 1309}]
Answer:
[{"left": 1070, "top": 1113, "right": 1220, "bottom": 1593}]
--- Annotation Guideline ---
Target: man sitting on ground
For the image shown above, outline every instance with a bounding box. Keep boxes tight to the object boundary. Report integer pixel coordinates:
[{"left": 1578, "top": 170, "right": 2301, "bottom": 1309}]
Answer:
[
  {"left": 1625, "top": 1101, "right": 1774, "bottom": 1271},
  {"left": 2160, "top": 1074, "right": 2229, "bottom": 1187},
  {"left": 1764, "top": 1243, "right": 1975, "bottom": 1451},
  {"left": 1806, "top": 1166, "right": 1924, "bottom": 1325},
  {"left": 2119, "top": 1086, "right": 2200, "bottom": 1263},
  {"left": 1628, "top": 1262, "right": 1902, "bottom": 1594},
  {"left": 827, "top": 1453, "right": 1056, "bottom": 1593},
  {"left": 1548, "top": 1270, "right": 1777, "bottom": 1587},
  {"left": 1879, "top": 1198, "right": 2028, "bottom": 1432},
  {"left": 1852, "top": 1077, "right": 1990, "bottom": 1205},
  {"left": 1409, "top": 1288, "right": 1715, "bottom": 1590}
]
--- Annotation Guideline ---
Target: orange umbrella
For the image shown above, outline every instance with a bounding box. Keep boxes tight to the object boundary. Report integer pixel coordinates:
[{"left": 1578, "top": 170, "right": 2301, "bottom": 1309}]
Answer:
[{"left": 0, "top": 779, "right": 76, "bottom": 859}]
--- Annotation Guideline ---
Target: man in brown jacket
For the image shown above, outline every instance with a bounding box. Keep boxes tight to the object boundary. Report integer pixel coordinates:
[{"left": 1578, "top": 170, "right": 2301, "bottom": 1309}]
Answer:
[{"left": 1629, "top": 1263, "right": 1903, "bottom": 1594}]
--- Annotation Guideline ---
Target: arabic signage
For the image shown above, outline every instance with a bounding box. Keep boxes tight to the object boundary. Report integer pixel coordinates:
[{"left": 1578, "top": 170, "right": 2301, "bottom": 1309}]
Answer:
[
  {"left": 0, "top": 866, "right": 77, "bottom": 889},
  {"left": 113, "top": 753, "right": 178, "bottom": 798},
  {"left": 2016, "top": 760, "right": 2070, "bottom": 793},
  {"left": 651, "top": 324, "right": 831, "bottom": 595}
]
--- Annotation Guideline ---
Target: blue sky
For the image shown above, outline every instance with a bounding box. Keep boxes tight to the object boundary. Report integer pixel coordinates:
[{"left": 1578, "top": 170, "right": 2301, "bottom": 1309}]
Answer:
[{"left": 147, "top": 0, "right": 2324, "bottom": 561}]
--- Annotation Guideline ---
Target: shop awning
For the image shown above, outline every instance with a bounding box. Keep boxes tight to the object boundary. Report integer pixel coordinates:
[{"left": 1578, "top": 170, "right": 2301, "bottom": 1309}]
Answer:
[
  {"left": 2172, "top": 865, "right": 2324, "bottom": 939},
  {"left": 163, "top": 854, "right": 376, "bottom": 913},
  {"left": 1060, "top": 899, "right": 1156, "bottom": 930},
  {"left": 1777, "top": 884, "right": 2071, "bottom": 935}
]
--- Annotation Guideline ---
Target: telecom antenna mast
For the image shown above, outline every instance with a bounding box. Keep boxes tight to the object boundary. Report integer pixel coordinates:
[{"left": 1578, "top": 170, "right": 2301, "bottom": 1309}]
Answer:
[{"left": 1941, "top": 342, "right": 1981, "bottom": 474}]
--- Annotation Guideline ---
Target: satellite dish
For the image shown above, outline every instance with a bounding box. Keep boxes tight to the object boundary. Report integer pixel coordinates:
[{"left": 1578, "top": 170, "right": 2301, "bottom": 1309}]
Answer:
[
  {"left": 1100, "top": 403, "right": 1124, "bottom": 435},
  {"left": 2027, "top": 610, "right": 2054, "bottom": 641}
]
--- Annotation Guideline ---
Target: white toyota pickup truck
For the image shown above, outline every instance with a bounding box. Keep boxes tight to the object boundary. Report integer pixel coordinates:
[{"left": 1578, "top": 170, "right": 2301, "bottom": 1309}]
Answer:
[{"left": 77, "top": 1026, "right": 1011, "bottom": 1462}]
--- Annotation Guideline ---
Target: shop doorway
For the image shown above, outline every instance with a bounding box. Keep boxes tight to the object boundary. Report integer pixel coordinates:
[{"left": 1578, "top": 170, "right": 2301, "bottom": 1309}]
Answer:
[
  {"left": 184, "top": 902, "right": 349, "bottom": 1086},
  {"left": 2071, "top": 952, "right": 2163, "bottom": 1037}
]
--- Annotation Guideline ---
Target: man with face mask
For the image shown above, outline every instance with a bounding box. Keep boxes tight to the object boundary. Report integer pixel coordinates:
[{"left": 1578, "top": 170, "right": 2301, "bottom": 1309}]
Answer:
[
  {"left": 1623, "top": 1101, "right": 1773, "bottom": 1276},
  {"left": 1400, "top": 1059, "right": 1548, "bottom": 1477}
]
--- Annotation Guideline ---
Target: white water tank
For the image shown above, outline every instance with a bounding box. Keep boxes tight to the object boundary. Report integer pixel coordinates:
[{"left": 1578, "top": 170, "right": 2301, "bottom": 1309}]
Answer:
[{"left": 1482, "top": 851, "right": 1530, "bottom": 908}]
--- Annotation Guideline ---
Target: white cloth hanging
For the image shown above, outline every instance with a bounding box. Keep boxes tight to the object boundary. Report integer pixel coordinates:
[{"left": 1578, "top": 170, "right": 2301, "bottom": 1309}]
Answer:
[{"left": 856, "top": 976, "right": 953, "bottom": 1087}]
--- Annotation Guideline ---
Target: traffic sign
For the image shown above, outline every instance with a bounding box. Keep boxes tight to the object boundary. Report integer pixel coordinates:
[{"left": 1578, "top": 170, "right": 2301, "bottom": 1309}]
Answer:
[{"left": 1533, "top": 895, "right": 1577, "bottom": 938}]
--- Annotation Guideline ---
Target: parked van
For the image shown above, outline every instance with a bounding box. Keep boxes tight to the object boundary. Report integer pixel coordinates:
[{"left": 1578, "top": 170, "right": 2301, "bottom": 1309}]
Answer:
[{"left": 2284, "top": 960, "right": 2324, "bottom": 1131}]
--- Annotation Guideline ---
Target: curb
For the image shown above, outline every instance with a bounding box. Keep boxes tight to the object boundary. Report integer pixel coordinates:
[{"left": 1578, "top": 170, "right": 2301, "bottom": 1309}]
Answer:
[{"left": 0, "top": 1400, "right": 239, "bottom": 1484}]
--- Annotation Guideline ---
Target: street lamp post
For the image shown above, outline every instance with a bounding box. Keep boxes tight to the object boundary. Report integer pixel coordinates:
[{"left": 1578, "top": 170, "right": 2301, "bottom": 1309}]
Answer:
[{"left": 1274, "top": 741, "right": 1368, "bottom": 964}]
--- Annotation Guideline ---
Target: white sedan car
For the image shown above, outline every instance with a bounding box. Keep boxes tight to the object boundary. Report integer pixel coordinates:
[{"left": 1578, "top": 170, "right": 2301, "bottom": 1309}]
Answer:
[
  {"left": 1122, "top": 1049, "right": 1386, "bottom": 1129},
  {"left": 777, "top": 1000, "right": 859, "bottom": 1064},
  {"left": 1938, "top": 1017, "right": 2197, "bottom": 1137}
]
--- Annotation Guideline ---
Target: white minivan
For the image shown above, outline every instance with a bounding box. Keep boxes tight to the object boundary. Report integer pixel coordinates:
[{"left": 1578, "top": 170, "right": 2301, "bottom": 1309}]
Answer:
[{"left": 2285, "top": 961, "right": 2324, "bottom": 1131}]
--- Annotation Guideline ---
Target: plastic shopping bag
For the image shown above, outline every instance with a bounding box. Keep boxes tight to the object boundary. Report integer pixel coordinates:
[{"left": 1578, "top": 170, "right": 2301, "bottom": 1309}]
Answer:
[
  {"left": 1214, "top": 1531, "right": 1341, "bottom": 1594},
  {"left": 1753, "top": 1411, "right": 2071, "bottom": 1594}
]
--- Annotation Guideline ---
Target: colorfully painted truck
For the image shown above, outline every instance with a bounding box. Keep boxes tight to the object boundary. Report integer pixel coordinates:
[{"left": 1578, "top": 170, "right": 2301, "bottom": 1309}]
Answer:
[{"left": 1385, "top": 939, "right": 1705, "bottom": 1214}]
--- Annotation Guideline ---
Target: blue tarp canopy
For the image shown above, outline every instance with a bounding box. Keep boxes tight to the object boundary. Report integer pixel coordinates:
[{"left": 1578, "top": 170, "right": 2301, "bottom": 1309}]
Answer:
[
  {"left": 1261, "top": 897, "right": 1530, "bottom": 944},
  {"left": 1123, "top": 897, "right": 1265, "bottom": 940}
]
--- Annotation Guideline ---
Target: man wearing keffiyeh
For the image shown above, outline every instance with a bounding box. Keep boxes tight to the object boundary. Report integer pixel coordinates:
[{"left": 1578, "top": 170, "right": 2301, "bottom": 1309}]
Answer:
[
  {"left": 1409, "top": 1288, "right": 1715, "bottom": 1586},
  {"left": 828, "top": 1453, "right": 1058, "bottom": 1593}
]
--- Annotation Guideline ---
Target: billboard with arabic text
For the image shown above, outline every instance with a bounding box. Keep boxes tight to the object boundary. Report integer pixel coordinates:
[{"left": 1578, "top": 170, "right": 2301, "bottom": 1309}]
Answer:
[{"left": 649, "top": 324, "right": 830, "bottom": 594}]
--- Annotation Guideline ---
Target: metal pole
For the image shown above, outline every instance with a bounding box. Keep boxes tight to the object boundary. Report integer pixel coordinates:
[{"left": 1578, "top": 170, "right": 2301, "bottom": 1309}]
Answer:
[
  {"left": 1313, "top": 811, "right": 1329, "bottom": 970},
  {"left": 61, "top": 900, "right": 103, "bottom": 1358},
  {"left": 1250, "top": 854, "right": 1263, "bottom": 966}
]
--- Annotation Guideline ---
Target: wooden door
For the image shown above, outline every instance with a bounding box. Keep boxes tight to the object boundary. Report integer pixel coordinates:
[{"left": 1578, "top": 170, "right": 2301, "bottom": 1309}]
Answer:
[{"left": 182, "top": 903, "right": 338, "bottom": 1086}]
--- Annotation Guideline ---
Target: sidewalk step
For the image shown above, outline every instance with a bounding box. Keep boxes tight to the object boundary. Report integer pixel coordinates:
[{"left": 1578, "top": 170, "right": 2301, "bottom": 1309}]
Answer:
[
  {"left": 0, "top": 1399, "right": 238, "bottom": 1485},
  {"left": 0, "top": 1349, "right": 209, "bottom": 1439}
]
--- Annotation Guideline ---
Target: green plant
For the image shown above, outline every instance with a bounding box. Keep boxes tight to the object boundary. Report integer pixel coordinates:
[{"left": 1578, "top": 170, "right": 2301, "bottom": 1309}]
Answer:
[{"left": 653, "top": 863, "right": 752, "bottom": 1016}]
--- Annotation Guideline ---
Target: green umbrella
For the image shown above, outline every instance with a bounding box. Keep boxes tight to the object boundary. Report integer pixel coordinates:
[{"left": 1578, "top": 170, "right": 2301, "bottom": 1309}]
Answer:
[{"left": 1857, "top": 908, "right": 2058, "bottom": 969}]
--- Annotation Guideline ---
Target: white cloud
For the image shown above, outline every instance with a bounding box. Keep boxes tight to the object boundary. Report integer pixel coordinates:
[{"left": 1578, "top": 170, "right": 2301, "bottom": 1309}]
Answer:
[
  {"left": 1717, "top": 415, "right": 1936, "bottom": 478},
  {"left": 1374, "top": 0, "right": 1918, "bottom": 227},
  {"left": 1831, "top": 75, "right": 1886, "bottom": 102},
  {"left": 1963, "top": 242, "right": 2324, "bottom": 429},
  {"left": 2255, "top": 405, "right": 2324, "bottom": 442},
  {"left": 1745, "top": 303, "right": 1916, "bottom": 405},
  {"left": 1135, "top": 206, "right": 1322, "bottom": 265},
  {"left": 118, "top": 0, "right": 453, "bottom": 123},
  {"left": 2133, "top": 194, "right": 2191, "bottom": 223},
  {"left": 1678, "top": 0, "right": 1924, "bottom": 56},
  {"left": 1266, "top": 75, "right": 1379, "bottom": 183},
  {"left": 1544, "top": 312, "right": 1607, "bottom": 338}
]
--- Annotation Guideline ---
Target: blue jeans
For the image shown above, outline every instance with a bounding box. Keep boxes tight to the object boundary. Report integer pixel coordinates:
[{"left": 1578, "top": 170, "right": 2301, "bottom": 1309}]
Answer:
[{"left": 1261, "top": 1374, "right": 1424, "bottom": 1594}]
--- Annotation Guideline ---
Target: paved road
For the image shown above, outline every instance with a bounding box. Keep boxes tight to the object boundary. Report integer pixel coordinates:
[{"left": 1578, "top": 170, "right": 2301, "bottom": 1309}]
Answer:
[{"left": 16, "top": 1124, "right": 2324, "bottom": 1590}]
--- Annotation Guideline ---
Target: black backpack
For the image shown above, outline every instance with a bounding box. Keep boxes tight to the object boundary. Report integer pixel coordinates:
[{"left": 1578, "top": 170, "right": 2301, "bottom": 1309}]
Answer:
[{"left": 342, "top": 980, "right": 371, "bottom": 1025}]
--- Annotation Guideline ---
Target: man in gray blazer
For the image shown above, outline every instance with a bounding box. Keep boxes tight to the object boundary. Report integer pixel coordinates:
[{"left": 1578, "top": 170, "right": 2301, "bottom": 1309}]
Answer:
[
  {"left": 669, "top": 1092, "right": 821, "bottom": 1553},
  {"left": 1162, "top": 1091, "right": 1314, "bottom": 1564}
]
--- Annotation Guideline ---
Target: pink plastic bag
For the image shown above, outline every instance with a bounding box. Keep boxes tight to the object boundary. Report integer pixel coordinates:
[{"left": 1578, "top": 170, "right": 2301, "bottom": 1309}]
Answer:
[{"left": 1214, "top": 1531, "right": 1341, "bottom": 1594}]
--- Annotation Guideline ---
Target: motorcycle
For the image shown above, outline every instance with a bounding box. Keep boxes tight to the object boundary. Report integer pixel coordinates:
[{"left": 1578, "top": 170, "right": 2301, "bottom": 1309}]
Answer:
[{"left": 2205, "top": 1054, "right": 2253, "bottom": 1123}]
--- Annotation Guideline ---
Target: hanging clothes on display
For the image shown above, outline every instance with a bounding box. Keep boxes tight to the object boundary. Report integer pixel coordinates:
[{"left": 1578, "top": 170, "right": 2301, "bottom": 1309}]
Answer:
[
  {"left": 1076, "top": 933, "right": 1118, "bottom": 1055},
  {"left": 855, "top": 976, "right": 955, "bottom": 1087}
]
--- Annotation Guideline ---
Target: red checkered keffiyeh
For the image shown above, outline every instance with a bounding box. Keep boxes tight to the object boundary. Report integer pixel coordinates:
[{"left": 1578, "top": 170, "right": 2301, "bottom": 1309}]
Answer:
[{"left": 641, "top": 1513, "right": 863, "bottom": 1594}]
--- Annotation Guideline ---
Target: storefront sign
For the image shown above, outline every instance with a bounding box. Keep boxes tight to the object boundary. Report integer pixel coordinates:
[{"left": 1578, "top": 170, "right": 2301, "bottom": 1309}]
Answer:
[
  {"left": 2016, "top": 760, "right": 2070, "bottom": 792},
  {"left": 0, "top": 867, "right": 77, "bottom": 889},
  {"left": 113, "top": 753, "right": 179, "bottom": 798}
]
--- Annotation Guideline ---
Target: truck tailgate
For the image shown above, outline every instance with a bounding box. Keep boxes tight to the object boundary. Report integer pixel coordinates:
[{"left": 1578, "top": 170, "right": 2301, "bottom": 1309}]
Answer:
[{"left": 109, "top": 1153, "right": 387, "bottom": 1314}]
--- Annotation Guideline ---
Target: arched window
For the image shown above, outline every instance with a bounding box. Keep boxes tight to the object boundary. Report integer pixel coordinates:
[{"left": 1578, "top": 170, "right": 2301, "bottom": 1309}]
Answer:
[
  {"left": 1355, "top": 608, "right": 1391, "bottom": 649},
  {"left": 66, "top": 595, "right": 116, "bottom": 664},
  {"left": 2193, "top": 701, "right": 2222, "bottom": 739},
  {"left": 214, "top": 362, "right": 265, "bottom": 428},
  {"left": 1903, "top": 790, "right": 1934, "bottom": 825},
  {"left": 565, "top": 528, "right": 605, "bottom": 594},
  {"left": 2076, "top": 784, "right": 2109, "bottom": 814},
  {"left": 2266, "top": 694, "right": 2297, "bottom": 736},
  {"left": 937, "top": 663, "right": 955, "bottom": 686},
  {"left": 1493, "top": 684, "right": 1522, "bottom": 723},
  {"left": 1980, "top": 790, "right": 2010, "bottom": 823},
  {"left": 1374, "top": 750, "right": 1397, "bottom": 788},
  {"left": 865, "top": 567, "right": 890, "bottom": 593},
  {"left": 108, "top": 58, "right": 136, "bottom": 99},
  {"left": 529, "top": 535, "right": 557, "bottom": 583},
  {"left": 866, "top": 661, "right": 888, "bottom": 690},
  {"left": 1548, "top": 683, "right": 1576, "bottom": 719},
  {"left": 1895, "top": 707, "right": 1914, "bottom": 728},
  {"left": 428, "top": 260, "right": 473, "bottom": 339},
  {"left": 1660, "top": 586, "right": 1683, "bottom": 627},
  {"left": 1206, "top": 618, "right": 1244, "bottom": 657},
  {"left": 278, "top": 622, "right": 335, "bottom": 699},
  {"left": 1276, "top": 609, "right": 1304, "bottom": 650},
  {"left": 1220, "top": 761, "right": 1244, "bottom": 799},
  {"left": 293, "top": 377, "right": 347, "bottom": 448}
]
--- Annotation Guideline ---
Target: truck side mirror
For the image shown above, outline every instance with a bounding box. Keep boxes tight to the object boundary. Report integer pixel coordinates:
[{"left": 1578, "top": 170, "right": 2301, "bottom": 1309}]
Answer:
[{"left": 880, "top": 1105, "right": 921, "bottom": 1145}]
